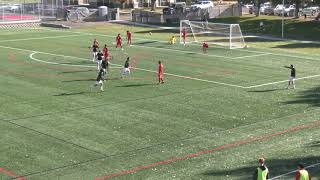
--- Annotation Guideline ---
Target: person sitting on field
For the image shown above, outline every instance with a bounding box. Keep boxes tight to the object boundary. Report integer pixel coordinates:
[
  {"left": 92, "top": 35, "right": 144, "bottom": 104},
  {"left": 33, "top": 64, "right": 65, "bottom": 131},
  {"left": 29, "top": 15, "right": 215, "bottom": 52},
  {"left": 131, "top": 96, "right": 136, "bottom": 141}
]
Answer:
[{"left": 169, "top": 36, "right": 176, "bottom": 45}]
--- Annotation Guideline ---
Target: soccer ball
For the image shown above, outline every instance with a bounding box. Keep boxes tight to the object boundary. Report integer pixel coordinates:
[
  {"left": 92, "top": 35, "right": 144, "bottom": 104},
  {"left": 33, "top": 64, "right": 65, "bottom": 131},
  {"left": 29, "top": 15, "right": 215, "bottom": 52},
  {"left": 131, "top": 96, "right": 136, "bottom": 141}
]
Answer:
[{"left": 149, "top": 32, "right": 152, "bottom": 35}]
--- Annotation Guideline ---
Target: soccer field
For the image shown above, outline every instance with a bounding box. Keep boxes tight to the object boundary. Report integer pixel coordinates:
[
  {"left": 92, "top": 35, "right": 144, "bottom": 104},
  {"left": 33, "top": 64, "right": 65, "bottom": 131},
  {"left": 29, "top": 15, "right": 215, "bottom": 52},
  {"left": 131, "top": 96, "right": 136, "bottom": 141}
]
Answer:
[{"left": 0, "top": 24, "right": 320, "bottom": 180}]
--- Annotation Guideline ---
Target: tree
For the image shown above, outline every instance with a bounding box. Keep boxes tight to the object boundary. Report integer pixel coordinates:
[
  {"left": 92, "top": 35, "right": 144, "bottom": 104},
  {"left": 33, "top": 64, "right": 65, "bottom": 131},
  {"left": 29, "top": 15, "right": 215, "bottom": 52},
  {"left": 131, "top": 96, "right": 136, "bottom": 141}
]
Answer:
[
  {"left": 255, "top": 0, "right": 261, "bottom": 16},
  {"left": 294, "top": 0, "right": 301, "bottom": 18},
  {"left": 151, "top": 0, "right": 156, "bottom": 11}
]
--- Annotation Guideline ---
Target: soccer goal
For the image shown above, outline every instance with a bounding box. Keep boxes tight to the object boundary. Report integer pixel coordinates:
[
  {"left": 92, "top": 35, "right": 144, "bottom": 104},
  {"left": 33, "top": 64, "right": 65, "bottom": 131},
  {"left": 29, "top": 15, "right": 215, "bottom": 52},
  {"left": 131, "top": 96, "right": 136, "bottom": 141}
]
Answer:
[{"left": 180, "top": 20, "right": 246, "bottom": 49}]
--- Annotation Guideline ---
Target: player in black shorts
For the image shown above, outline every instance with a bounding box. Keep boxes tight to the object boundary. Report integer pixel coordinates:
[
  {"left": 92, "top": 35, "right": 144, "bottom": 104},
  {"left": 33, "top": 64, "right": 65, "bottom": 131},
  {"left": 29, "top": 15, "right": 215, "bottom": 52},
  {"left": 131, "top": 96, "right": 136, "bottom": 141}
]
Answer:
[
  {"left": 96, "top": 50, "right": 104, "bottom": 71},
  {"left": 91, "top": 69, "right": 104, "bottom": 92},
  {"left": 101, "top": 59, "right": 109, "bottom": 80},
  {"left": 285, "top": 64, "right": 296, "bottom": 89},
  {"left": 92, "top": 44, "right": 99, "bottom": 62}
]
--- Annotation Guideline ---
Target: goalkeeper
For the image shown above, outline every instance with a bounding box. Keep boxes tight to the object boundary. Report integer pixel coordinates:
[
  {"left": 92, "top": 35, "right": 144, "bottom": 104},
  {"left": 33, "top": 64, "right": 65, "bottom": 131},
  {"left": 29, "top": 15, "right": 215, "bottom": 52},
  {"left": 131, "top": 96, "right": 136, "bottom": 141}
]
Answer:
[{"left": 169, "top": 36, "right": 176, "bottom": 45}]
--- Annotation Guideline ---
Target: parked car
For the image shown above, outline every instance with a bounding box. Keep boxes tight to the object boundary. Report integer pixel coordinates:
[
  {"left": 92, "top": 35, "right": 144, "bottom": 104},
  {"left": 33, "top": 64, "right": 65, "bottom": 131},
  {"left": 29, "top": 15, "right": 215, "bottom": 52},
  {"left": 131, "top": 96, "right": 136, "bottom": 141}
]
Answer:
[
  {"left": 244, "top": 4, "right": 254, "bottom": 9},
  {"left": 249, "top": 6, "right": 258, "bottom": 14},
  {"left": 260, "top": 2, "right": 273, "bottom": 15},
  {"left": 6, "top": 4, "right": 21, "bottom": 12},
  {"left": 243, "top": 4, "right": 257, "bottom": 14},
  {"left": 163, "top": 2, "right": 186, "bottom": 15},
  {"left": 191, "top": 0, "right": 214, "bottom": 10},
  {"left": 284, "top": 4, "right": 296, "bottom": 16},
  {"left": 274, "top": 4, "right": 285, "bottom": 16},
  {"left": 300, "top": 6, "right": 319, "bottom": 16},
  {"left": 0, "top": 4, "right": 10, "bottom": 10}
]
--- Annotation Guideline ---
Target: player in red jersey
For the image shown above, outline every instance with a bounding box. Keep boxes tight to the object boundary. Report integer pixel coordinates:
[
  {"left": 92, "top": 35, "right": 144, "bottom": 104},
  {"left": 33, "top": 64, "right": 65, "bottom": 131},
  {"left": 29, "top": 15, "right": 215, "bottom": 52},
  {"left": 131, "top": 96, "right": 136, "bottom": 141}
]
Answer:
[
  {"left": 158, "top": 61, "right": 164, "bottom": 84},
  {"left": 116, "top": 34, "right": 123, "bottom": 50},
  {"left": 103, "top": 44, "right": 110, "bottom": 61},
  {"left": 103, "top": 44, "right": 110, "bottom": 73},
  {"left": 202, "top": 41, "right": 208, "bottom": 53},
  {"left": 182, "top": 28, "right": 187, "bottom": 46},
  {"left": 126, "top": 30, "right": 132, "bottom": 46}
]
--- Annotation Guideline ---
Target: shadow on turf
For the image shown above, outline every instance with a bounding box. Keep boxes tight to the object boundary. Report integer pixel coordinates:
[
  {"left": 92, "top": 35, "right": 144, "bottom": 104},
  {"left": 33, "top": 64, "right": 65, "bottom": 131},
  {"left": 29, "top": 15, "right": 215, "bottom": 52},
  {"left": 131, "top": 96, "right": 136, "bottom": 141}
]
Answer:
[
  {"left": 59, "top": 69, "right": 94, "bottom": 74},
  {"left": 306, "top": 140, "right": 320, "bottom": 147},
  {"left": 284, "top": 86, "right": 320, "bottom": 107},
  {"left": 134, "top": 40, "right": 159, "bottom": 45},
  {"left": 201, "top": 156, "right": 320, "bottom": 179},
  {"left": 115, "top": 83, "right": 155, "bottom": 87},
  {"left": 247, "top": 89, "right": 284, "bottom": 93},
  {"left": 53, "top": 92, "right": 88, "bottom": 96},
  {"left": 273, "top": 43, "right": 320, "bottom": 49},
  {"left": 244, "top": 37, "right": 280, "bottom": 43},
  {"left": 61, "top": 78, "right": 96, "bottom": 82}
]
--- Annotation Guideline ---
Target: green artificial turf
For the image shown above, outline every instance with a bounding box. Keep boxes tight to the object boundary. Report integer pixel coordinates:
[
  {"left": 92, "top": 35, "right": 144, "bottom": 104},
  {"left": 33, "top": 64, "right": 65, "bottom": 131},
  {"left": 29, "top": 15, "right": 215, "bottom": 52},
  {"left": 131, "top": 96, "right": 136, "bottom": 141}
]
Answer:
[{"left": 0, "top": 24, "right": 319, "bottom": 180}]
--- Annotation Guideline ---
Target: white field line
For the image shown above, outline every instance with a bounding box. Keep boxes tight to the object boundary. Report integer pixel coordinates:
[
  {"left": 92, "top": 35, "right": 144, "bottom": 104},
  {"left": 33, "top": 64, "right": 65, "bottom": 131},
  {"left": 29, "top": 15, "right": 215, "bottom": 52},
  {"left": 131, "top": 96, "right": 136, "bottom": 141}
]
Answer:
[
  {"left": 231, "top": 53, "right": 272, "bottom": 59},
  {"left": 129, "top": 66, "right": 246, "bottom": 88},
  {"left": 0, "top": 44, "right": 243, "bottom": 88},
  {"left": 41, "top": 28, "right": 320, "bottom": 61},
  {"left": 29, "top": 52, "right": 121, "bottom": 69},
  {"left": 268, "top": 162, "right": 320, "bottom": 180},
  {"left": 29, "top": 52, "right": 93, "bottom": 67},
  {"left": 245, "top": 74, "right": 320, "bottom": 89},
  {"left": 1, "top": 44, "right": 320, "bottom": 89},
  {"left": 0, "top": 34, "right": 83, "bottom": 43}
]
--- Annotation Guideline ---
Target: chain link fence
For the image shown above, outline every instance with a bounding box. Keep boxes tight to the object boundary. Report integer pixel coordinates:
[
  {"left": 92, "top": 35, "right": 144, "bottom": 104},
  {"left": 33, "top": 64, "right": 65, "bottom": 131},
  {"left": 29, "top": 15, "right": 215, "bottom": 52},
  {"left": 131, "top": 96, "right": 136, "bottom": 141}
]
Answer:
[{"left": 0, "top": 0, "right": 64, "bottom": 24}]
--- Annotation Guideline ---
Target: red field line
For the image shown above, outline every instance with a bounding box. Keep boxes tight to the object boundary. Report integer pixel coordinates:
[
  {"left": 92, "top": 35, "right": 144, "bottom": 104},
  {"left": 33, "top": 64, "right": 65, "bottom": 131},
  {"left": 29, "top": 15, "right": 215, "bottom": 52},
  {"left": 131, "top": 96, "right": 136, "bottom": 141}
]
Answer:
[
  {"left": 0, "top": 167, "right": 26, "bottom": 180},
  {"left": 95, "top": 120, "right": 320, "bottom": 180}
]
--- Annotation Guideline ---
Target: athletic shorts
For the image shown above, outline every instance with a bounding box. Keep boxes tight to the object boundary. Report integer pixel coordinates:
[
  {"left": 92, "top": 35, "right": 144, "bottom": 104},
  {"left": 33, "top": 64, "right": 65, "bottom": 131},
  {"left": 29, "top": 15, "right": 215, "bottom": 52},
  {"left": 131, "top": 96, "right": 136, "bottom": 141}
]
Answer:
[
  {"left": 122, "top": 68, "right": 130, "bottom": 75},
  {"left": 96, "top": 60, "right": 102, "bottom": 65},
  {"left": 95, "top": 80, "right": 103, "bottom": 85},
  {"left": 289, "top": 76, "right": 295, "bottom": 81}
]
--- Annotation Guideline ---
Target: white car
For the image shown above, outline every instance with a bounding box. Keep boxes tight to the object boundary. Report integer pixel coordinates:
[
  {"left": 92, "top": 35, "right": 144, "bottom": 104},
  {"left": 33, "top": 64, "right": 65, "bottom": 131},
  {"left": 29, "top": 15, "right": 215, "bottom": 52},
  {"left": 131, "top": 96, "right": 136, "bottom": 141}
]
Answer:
[
  {"left": 244, "top": 4, "right": 254, "bottom": 9},
  {"left": 7, "top": 4, "right": 21, "bottom": 12},
  {"left": 284, "top": 5, "right": 296, "bottom": 16},
  {"left": 274, "top": 4, "right": 285, "bottom": 16},
  {"left": 191, "top": 1, "right": 214, "bottom": 10},
  {"left": 260, "top": 2, "right": 273, "bottom": 15}
]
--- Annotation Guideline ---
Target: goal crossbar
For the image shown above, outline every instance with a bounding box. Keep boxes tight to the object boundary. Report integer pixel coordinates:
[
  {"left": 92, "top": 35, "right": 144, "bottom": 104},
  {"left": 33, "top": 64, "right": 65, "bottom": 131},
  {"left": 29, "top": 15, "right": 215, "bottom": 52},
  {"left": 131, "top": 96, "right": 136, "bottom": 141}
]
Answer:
[{"left": 180, "top": 20, "right": 246, "bottom": 49}]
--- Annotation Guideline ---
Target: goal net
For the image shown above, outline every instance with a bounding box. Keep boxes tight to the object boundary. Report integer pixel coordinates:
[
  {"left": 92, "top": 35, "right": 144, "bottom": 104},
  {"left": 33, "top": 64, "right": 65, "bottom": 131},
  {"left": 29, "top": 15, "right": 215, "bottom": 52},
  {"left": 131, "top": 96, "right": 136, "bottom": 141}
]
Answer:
[{"left": 180, "top": 20, "right": 246, "bottom": 49}]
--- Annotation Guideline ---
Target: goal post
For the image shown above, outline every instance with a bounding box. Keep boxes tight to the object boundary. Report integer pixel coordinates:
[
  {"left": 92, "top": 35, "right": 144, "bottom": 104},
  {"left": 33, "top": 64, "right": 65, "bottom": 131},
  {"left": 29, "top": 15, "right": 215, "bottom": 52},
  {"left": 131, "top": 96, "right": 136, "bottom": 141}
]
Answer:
[{"left": 180, "top": 20, "right": 247, "bottom": 49}]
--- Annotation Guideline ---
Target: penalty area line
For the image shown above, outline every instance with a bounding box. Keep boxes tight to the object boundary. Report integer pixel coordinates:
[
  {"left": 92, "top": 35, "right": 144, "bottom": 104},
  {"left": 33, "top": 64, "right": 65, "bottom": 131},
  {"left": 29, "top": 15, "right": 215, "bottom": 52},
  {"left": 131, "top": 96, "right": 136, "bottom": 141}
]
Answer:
[
  {"left": 127, "top": 66, "right": 246, "bottom": 88},
  {"left": 29, "top": 52, "right": 121, "bottom": 69},
  {"left": 231, "top": 53, "right": 272, "bottom": 59},
  {"left": 94, "top": 120, "right": 320, "bottom": 180},
  {"left": 245, "top": 74, "right": 320, "bottom": 89},
  {"left": 0, "top": 44, "right": 244, "bottom": 89}
]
